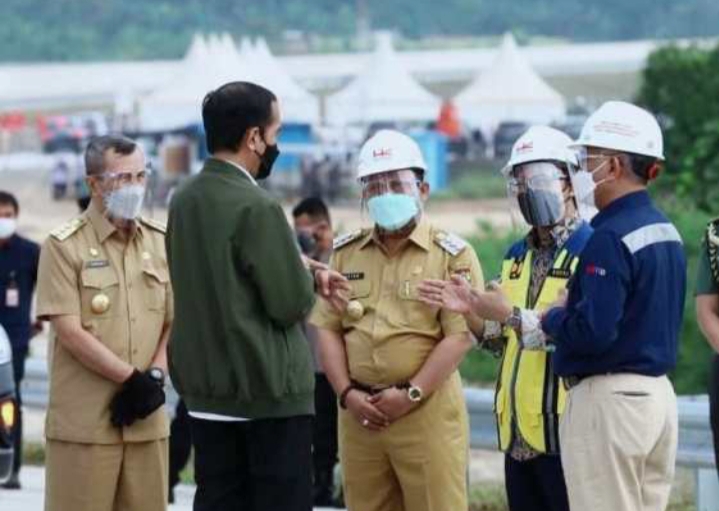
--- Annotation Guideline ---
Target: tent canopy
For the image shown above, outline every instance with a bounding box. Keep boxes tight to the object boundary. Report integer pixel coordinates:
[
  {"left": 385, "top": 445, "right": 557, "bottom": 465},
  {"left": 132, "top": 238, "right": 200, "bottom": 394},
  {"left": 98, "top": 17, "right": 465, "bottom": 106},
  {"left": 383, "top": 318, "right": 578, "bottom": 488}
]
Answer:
[
  {"left": 139, "top": 33, "right": 318, "bottom": 130},
  {"left": 455, "top": 33, "right": 566, "bottom": 131},
  {"left": 326, "top": 32, "right": 441, "bottom": 126}
]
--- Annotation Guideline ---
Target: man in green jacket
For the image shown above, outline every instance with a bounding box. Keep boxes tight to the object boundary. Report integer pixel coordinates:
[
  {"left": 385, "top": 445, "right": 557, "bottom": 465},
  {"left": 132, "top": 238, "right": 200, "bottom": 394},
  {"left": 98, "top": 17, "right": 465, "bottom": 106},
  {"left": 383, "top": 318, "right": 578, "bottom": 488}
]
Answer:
[{"left": 166, "top": 81, "right": 346, "bottom": 511}]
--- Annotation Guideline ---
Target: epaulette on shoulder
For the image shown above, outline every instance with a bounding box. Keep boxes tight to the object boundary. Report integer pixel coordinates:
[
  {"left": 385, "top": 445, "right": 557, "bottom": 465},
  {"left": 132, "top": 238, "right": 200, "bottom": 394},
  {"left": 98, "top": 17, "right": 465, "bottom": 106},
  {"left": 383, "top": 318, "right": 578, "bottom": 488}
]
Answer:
[
  {"left": 139, "top": 217, "right": 167, "bottom": 234},
  {"left": 333, "top": 229, "right": 367, "bottom": 251},
  {"left": 434, "top": 230, "right": 468, "bottom": 257},
  {"left": 50, "top": 217, "right": 87, "bottom": 242}
]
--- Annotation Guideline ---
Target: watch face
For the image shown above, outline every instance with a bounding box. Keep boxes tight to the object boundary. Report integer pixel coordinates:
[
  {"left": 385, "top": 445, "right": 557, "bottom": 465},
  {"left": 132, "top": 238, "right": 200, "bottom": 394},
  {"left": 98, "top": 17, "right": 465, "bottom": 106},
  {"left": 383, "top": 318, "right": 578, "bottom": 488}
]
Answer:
[
  {"left": 150, "top": 368, "right": 164, "bottom": 382},
  {"left": 408, "top": 387, "right": 422, "bottom": 402}
]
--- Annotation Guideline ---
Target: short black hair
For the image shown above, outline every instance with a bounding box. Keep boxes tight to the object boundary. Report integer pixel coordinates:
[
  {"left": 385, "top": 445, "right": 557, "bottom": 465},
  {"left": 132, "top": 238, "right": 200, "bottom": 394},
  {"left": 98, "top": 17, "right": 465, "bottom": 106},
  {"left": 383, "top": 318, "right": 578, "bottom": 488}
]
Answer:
[
  {"left": 292, "top": 197, "right": 330, "bottom": 223},
  {"left": 0, "top": 191, "right": 18, "bottom": 214},
  {"left": 623, "top": 152, "right": 657, "bottom": 183},
  {"left": 202, "top": 81, "right": 277, "bottom": 154},
  {"left": 85, "top": 135, "right": 138, "bottom": 176}
]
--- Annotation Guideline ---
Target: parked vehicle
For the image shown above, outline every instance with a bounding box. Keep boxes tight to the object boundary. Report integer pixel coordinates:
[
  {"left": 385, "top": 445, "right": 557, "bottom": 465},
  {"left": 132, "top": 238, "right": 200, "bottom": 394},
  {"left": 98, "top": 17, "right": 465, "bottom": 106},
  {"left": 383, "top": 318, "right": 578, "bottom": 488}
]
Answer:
[
  {"left": 494, "top": 121, "right": 530, "bottom": 159},
  {"left": 0, "top": 325, "right": 16, "bottom": 484}
]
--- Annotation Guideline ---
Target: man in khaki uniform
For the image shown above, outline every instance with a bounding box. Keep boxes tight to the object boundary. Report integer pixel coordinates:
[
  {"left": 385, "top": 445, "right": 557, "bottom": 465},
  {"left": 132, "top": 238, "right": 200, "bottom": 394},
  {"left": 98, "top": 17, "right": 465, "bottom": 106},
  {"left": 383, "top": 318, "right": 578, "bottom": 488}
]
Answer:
[
  {"left": 36, "top": 135, "right": 172, "bottom": 511},
  {"left": 311, "top": 130, "right": 484, "bottom": 511}
]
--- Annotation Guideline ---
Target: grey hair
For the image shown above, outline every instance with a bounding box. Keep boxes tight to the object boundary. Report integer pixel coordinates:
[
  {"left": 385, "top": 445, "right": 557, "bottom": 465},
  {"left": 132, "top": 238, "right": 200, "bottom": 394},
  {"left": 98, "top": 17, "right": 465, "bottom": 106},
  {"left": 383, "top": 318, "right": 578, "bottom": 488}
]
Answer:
[{"left": 84, "top": 135, "right": 138, "bottom": 176}]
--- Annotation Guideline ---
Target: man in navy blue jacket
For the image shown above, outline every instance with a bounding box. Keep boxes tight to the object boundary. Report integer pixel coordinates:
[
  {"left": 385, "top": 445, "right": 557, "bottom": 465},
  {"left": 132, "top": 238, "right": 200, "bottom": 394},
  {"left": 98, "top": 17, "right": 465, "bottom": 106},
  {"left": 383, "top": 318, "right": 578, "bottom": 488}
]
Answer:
[{"left": 541, "top": 102, "right": 686, "bottom": 511}]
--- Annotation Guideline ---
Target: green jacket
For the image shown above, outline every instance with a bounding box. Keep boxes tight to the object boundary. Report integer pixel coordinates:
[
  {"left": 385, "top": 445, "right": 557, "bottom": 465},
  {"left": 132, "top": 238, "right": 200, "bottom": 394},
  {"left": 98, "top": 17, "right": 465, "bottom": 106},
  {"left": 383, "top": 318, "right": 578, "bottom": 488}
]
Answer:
[{"left": 166, "top": 158, "right": 316, "bottom": 418}]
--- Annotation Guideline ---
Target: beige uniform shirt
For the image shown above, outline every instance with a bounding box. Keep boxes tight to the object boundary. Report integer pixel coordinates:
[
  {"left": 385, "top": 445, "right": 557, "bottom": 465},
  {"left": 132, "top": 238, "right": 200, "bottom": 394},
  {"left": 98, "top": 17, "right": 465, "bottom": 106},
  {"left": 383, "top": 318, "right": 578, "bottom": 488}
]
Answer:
[
  {"left": 310, "top": 218, "right": 484, "bottom": 387},
  {"left": 36, "top": 203, "right": 172, "bottom": 444}
]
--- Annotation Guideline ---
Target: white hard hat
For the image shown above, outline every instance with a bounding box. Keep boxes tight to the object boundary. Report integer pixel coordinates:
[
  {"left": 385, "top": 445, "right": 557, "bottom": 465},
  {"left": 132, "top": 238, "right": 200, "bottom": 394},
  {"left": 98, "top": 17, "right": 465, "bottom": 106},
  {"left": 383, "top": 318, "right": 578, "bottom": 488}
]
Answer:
[
  {"left": 571, "top": 101, "right": 664, "bottom": 160},
  {"left": 357, "top": 130, "right": 427, "bottom": 181},
  {"left": 503, "top": 126, "right": 577, "bottom": 175}
]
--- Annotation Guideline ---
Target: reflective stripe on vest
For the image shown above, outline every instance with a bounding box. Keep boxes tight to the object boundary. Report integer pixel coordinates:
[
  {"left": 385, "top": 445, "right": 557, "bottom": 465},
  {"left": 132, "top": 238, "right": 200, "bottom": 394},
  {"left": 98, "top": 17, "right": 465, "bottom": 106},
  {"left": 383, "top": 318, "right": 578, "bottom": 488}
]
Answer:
[{"left": 494, "top": 247, "right": 580, "bottom": 454}]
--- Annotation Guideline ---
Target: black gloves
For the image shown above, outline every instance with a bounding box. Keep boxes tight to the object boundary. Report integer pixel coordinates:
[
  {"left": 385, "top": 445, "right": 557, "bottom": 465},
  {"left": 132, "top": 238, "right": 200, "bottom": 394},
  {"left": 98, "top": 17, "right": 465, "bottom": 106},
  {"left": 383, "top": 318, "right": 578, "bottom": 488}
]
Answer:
[{"left": 110, "top": 369, "right": 165, "bottom": 428}]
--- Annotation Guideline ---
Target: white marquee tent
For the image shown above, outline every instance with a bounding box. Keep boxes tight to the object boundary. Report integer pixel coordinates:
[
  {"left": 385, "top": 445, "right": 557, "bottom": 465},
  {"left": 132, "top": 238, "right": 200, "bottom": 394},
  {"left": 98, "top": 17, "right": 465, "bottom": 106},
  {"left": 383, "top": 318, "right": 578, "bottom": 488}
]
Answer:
[
  {"left": 138, "top": 33, "right": 319, "bottom": 130},
  {"left": 455, "top": 33, "right": 566, "bottom": 132},
  {"left": 243, "top": 38, "right": 320, "bottom": 124},
  {"left": 326, "top": 32, "right": 441, "bottom": 126},
  {"left": 138, "top": 33, "right": 247, "bottom": 130}
]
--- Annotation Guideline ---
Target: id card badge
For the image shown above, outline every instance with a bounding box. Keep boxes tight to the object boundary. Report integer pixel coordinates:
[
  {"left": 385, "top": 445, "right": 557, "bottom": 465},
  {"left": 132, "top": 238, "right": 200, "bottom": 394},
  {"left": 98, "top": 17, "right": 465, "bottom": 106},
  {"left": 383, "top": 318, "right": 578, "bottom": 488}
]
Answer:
[{"left": 5, "top": 288, "right": 19, "bottom": 308}]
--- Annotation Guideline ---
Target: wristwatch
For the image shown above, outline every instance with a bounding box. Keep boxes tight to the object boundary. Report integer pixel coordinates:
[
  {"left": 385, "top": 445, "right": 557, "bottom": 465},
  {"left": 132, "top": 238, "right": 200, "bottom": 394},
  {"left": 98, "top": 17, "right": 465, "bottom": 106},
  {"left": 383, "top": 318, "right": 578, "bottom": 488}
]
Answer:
[
  {"left": 407, "top": 384, "right": 424, "bottom": 403},
  {"left": 505, "top": 306, "right": 522, "bottom": 331},
  {"left": 147, "top": 367, "right": 165, "bottom": 386}
]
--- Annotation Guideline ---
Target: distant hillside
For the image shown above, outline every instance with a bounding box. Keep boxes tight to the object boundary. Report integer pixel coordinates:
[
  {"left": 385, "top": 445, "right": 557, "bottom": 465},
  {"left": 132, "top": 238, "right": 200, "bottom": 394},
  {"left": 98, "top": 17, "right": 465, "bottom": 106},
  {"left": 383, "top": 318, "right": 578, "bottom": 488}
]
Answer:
[{"left": 2, "top": 0, "right": 718, "bottom": 62}]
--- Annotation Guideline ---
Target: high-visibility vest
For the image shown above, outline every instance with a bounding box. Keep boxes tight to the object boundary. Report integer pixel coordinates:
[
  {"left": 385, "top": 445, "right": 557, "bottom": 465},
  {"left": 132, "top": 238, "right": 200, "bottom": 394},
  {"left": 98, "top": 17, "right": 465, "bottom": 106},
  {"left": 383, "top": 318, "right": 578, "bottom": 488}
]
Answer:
[{"left": 494, "top": 223, "right": 592, "bottom": 454}]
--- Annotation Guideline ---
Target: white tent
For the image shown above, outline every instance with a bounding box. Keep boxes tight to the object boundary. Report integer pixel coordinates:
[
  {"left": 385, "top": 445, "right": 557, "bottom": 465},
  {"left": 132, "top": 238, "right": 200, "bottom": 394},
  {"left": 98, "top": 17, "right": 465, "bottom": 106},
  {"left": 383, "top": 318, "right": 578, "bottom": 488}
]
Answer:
[
  {"left": 243, "top": 38, "right": 320, "bottom": 124},
  {"left": 326, "top": 32, "right": 441, "bottom": 126},
  {"left": 455, "top": 33, "right": 566, "bottom": 132},
  {"left": 138, "top": 33, "right": 248, "bottom": 131}
]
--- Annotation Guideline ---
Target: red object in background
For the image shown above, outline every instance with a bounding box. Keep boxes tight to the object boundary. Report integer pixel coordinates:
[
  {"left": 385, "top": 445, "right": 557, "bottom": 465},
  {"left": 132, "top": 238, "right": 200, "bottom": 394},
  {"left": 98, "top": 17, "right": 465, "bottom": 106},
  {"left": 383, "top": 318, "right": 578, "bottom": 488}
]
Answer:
[
  {"left": 436, "top": 100, "right": 461, "bottom": 138},
  {"left": 0, "top": 112, "right": 27, "bottom": 131}
]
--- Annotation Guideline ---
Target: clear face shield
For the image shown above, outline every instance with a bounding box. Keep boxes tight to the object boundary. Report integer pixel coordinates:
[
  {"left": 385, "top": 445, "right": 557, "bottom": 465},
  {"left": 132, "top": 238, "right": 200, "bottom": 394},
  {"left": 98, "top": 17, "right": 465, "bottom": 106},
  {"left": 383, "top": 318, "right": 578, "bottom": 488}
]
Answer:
[
  {"left": 506, "top": 162, "right": 568, "bottom": 228},
  {"left": 92, "top": 167, "right": 150, "bottom": 222},
  {"left": 360, "top": 170, "right": 423, "bottom": 232}
]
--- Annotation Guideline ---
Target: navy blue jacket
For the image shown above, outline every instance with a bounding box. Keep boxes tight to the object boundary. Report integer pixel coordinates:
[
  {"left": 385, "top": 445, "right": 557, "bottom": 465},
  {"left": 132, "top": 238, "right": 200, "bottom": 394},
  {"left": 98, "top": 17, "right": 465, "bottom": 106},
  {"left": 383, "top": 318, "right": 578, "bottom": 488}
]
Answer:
[
  {"left": 0, "top": 234, "right": 40, "bottom": 350},
  {"left": 542, "top": 191, "right": 686, "bottom": 377}
]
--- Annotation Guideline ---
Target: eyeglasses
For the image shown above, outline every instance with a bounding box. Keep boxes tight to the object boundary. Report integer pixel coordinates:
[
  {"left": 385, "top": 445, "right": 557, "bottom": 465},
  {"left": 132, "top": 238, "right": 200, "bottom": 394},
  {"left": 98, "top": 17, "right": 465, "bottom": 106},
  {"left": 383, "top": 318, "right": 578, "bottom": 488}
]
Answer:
[
  {"left": 98, "top": 168, "right": 151, "bottom": 185},
  {"left": 361, "top": 179, "right": 421, "bottom": 198}
]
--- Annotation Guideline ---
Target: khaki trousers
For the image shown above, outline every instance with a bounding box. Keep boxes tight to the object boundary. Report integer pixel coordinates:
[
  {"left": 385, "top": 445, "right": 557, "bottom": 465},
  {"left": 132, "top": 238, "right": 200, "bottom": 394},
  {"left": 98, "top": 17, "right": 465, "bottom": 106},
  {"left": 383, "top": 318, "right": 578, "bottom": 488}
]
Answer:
[
  {"left": 45, "top": 438, "right": 168, "bottom": 511},
  {"left": 560, "top": 374, "right": 677, "bottom": 511},
  {"left": 340, "top": 373, "right": 469, "bottom": 511}
]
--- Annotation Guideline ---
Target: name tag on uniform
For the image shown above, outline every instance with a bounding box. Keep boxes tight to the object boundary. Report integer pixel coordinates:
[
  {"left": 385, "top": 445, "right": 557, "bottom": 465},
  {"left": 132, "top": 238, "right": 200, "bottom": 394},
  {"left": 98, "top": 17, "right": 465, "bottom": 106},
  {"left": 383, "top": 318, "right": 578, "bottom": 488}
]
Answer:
[
  {"left": 5, "top": 288, "right": 19, "bottom": 308},
  {"left": 343, "top": 272, "right": 365, "bottom": 281},
  {"left": 85, "top": 260, "right": 110, "bottom": 269},
  {"left": 548, "top": 268, "right": 572, "bottom": 279}
]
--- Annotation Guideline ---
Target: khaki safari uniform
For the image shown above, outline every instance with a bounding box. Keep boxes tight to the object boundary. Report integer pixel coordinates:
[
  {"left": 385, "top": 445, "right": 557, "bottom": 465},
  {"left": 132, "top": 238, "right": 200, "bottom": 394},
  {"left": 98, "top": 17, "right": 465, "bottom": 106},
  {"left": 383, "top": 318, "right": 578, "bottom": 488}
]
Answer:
[
  {"left": 310, "top": 218, "right": 484, "bottom": 511},
  {"left": 36, "top": 203, "right": 172, "bottom": 511}
]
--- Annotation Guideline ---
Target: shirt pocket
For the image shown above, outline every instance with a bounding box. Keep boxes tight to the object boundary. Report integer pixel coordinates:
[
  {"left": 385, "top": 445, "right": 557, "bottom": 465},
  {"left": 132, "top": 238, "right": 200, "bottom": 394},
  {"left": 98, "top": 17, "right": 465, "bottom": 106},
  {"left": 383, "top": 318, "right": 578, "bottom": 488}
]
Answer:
[
  {"left": 342, "top": 280, "right": 372, "bottom": 327},
  {"left": 141, "top": 263, "right": 169, "bottom": 312},
  {"left": 80, "top": 267, "right": 120, "bottom": 319},
  {"left": 395, "top": 276, "right": 436, "bottom": 329}
]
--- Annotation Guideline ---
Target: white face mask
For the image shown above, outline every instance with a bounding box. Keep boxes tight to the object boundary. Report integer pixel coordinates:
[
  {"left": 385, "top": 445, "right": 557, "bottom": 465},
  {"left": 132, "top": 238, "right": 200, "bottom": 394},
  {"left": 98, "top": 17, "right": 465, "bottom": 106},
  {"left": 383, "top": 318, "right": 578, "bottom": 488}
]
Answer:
[
  {"left": 104, "top": 185, "right": 146, "bottom": 220},
  {"left": 571, "top": 159, "right": 612, "bottom": 212},
  {"left": 0, "top": 218, "right": 17, "bottom": 239}
]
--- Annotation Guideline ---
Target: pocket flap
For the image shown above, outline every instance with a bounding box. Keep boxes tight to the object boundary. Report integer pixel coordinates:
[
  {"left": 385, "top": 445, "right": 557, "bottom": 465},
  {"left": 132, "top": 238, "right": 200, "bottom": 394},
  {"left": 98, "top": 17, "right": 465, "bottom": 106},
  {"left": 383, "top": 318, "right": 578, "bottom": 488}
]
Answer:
[
  {"left": 349, "top": 280, "right": 371, "bottom": 299},
  {"left": 81, "top": 267, "right": 119, "bottom": 289},
  {"left": 142, "top": 264, "right": 169, "bottom": 284}
]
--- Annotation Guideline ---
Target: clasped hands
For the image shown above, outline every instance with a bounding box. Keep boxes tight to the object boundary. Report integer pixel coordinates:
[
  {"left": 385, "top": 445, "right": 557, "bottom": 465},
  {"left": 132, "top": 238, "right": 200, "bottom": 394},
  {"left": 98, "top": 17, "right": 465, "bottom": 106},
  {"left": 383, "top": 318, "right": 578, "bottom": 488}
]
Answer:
[
  {"left": 345, "top": 386, "right": 419, "bottom": 431},
  {"left": 110, "top": 369, "right": 165, "bottom": 428}
]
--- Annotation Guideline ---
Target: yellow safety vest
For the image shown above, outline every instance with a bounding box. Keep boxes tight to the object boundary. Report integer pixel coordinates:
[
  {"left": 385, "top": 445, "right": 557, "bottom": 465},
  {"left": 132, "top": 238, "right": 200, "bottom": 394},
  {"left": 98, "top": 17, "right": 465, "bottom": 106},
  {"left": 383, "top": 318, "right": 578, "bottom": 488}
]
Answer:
[{"left": 494, "top": 231, "right": 587, "bottom": 454}]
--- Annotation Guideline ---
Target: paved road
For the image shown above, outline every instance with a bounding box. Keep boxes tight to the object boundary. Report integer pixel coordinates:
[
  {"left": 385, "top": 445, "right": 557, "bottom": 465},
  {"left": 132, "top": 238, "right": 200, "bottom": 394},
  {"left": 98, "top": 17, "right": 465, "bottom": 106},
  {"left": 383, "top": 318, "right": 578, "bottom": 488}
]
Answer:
[{"left": 0, "top": 467, "right": 343, "bottom": 511}]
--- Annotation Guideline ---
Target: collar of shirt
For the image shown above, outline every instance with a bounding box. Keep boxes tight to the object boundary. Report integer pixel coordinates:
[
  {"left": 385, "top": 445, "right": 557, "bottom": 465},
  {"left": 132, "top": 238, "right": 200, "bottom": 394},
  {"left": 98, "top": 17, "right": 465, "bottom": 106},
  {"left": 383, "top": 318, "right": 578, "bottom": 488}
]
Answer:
[
  {"left": 591, "top": 190, "right": 651, "bottom": 229},
  {"left": 86, "top": 201, "right": 145, "bottom": 243},
  {"left": 214, "top": 158, "right": 258, "bottom": 187},
  {"left": 360, "top": 216, "right": 432, "bottom": 252},
  {"left": 527, "top": 217, "right": 579, "bottom": 251}
]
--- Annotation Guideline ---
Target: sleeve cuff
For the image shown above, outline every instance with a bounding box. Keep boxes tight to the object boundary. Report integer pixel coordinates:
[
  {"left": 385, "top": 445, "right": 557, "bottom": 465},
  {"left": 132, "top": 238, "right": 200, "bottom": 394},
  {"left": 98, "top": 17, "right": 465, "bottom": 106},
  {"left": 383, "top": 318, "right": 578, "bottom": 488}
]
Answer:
[{"left": 541, "top": 307, "right": 566, "bottom": 338}]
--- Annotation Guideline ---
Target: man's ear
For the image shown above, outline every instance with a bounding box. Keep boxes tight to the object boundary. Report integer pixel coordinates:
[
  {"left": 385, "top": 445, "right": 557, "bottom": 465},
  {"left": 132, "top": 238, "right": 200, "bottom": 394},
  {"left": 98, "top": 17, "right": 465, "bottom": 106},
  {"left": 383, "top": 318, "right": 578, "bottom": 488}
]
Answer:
[
  {"left": 419, "top": 181, "right": 431, "bottom": 199},
  {"left": 245, "top": 127, "right": 261, "bottom": 152}
]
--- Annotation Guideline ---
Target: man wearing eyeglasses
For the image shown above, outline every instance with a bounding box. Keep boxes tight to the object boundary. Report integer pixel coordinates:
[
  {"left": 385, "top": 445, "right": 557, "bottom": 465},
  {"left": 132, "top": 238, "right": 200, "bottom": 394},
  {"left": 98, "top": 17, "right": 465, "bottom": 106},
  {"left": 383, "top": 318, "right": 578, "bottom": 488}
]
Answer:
[
  {"left": 310, "top": 130, "right": 484, "bottom": 511},
  {"left": 36, "top": 135, "right": 172, "bottom": 511},
  {"left": 419, "top": 126, "right": 591, "bottom": 511}
]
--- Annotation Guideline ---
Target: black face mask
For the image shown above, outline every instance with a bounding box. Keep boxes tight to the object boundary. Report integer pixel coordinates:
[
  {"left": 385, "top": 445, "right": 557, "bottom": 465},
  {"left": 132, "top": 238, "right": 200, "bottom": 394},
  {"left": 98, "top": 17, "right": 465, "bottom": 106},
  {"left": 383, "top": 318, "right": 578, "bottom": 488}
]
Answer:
[
  {"left": 296, "top": 231, "right": 317, "bottom": 256},
  {"left": 517, "top": 189, "right": 564, "bottom": 227},
  {"left": 255, "top": 138, "right": 280, "bottom": 180}
]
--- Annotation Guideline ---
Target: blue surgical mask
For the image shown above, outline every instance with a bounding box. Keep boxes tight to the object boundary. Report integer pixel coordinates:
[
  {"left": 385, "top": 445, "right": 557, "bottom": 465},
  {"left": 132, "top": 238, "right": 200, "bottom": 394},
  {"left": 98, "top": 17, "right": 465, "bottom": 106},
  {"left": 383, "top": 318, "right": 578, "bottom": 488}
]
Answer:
[{"left": 367, "top": 194, "right": 419, "bottom": 232}]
